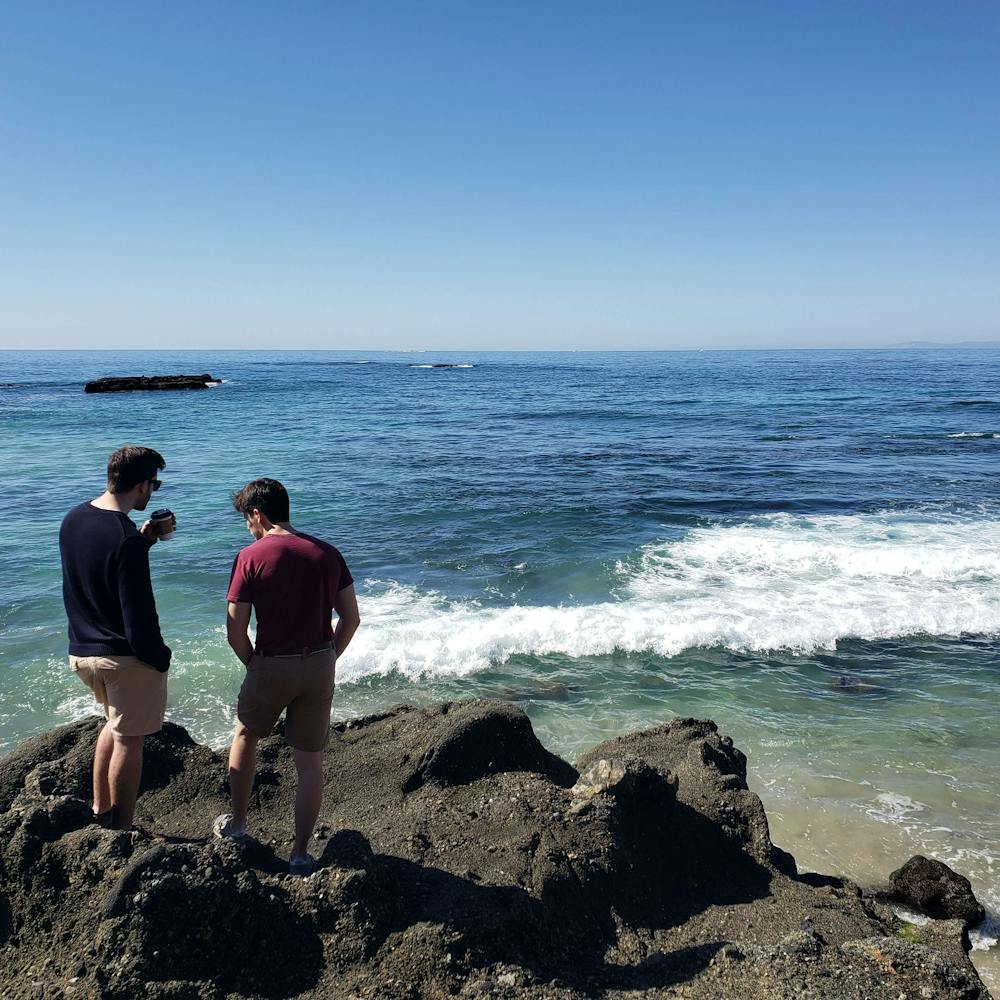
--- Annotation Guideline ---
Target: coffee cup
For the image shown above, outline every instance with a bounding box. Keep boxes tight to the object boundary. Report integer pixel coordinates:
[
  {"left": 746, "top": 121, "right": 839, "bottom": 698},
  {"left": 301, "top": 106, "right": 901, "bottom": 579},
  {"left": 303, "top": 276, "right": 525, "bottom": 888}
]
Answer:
[{"left": 150, "top": 508, "right": 176, "bottom": 540}]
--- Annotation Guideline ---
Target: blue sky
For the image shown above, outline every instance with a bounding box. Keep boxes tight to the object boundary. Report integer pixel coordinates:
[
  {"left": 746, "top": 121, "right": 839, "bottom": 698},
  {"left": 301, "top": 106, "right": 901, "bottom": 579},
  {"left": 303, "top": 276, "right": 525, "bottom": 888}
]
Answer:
[{"left": 2, "top": 2, "right": 998, "bottom": 349}]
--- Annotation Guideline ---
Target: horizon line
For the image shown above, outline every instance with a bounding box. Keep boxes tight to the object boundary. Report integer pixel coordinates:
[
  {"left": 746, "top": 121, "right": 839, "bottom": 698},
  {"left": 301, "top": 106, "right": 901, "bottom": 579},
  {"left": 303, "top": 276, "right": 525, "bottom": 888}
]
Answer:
[{"left": 3, "top": 344, "right": 1000, "bottom": 354}]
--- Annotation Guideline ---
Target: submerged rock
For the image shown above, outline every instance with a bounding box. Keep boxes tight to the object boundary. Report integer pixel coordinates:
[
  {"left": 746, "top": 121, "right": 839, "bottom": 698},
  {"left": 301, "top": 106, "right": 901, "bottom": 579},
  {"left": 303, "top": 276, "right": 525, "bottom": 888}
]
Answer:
[
  {"left": 83, "top": 374, "right": 221, "bottom": 392},
  {"left": 0, "top": 702, "right": 989, "bottom": 999}
]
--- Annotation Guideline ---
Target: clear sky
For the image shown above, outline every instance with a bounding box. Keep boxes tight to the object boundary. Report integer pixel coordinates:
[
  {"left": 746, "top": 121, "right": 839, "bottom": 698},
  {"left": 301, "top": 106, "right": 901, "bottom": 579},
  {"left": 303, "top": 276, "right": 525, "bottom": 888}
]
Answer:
[{"left": 2, "top": 2, "right": 998, "bottom": 350}]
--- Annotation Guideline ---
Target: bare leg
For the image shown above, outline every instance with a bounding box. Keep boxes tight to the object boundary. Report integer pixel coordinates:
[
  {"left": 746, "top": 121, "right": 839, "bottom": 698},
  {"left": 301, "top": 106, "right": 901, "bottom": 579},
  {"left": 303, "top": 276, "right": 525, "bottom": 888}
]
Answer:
[
  {"left": 92, "top": 721, "right": 114, "bottom": 815},
  {"left": 228, "top": 722, "right": 258, "bottom": 831},
  {"left": 108, "top": 732, "right": 145, "bottom": 829},
  {"left": 291, "top": 748, "right": 324, "bottom": 859}
]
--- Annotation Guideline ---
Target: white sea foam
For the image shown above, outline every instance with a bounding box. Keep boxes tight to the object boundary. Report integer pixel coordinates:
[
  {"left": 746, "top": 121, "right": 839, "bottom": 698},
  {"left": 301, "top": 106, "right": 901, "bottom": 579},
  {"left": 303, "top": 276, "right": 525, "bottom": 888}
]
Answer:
[
  {"left": 340, "top": 511, "right": 1000, "bottom": 681},
  {"left": 865, "top": 792, "right": 926, "bottom": 826},
  {"left": 971, "top": 915, "right": 1000, "bottom": 952},
  {"left": 56, "top": 691, "right": 101, "bottom": 723},
  {"left": 897, "top": 906, "right": 1000, "bottom": 953},
  {"left": 947, "top": 431, "right": 1000, "bottom": 439}
]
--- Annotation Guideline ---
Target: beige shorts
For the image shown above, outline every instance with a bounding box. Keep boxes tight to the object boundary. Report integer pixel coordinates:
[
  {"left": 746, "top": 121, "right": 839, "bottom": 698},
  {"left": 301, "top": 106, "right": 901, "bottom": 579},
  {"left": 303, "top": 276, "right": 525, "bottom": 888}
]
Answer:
[
  {"left": 70, "top": 655, "right": 168, "bottom": 736},
  {"left": 237, "top": 646, "right": 336, "bottom": 752}
]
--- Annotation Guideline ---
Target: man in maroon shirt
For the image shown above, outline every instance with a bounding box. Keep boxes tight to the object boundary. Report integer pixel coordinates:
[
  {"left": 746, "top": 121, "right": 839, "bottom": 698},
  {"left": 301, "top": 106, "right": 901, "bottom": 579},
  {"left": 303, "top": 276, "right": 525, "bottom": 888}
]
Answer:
[{"left": 214, "top": 478, "right": 360, "bottom": 874}]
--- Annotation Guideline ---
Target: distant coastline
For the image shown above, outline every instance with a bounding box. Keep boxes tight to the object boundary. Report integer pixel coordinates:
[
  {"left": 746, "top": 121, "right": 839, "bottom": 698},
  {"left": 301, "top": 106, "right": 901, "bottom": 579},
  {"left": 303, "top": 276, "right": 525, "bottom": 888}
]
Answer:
[{"left": 888, "top": 340, "right": 1000, "bottom": 349}]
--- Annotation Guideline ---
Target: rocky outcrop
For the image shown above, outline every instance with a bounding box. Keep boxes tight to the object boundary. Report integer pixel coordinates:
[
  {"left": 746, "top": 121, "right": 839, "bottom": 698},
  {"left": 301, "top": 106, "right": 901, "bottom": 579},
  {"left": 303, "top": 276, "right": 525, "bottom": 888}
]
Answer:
[
  {"left": 577, "top": 717, "right": 797, "bottom": 876},
  {"left": 891, "top": 855, "right": 986, "bottom": 930},
  {"left": 0, "top": 702, "right": 989, "bottom": 999},
  {"left": 83, "top": 374, "right": 221, "bottom": 392}
]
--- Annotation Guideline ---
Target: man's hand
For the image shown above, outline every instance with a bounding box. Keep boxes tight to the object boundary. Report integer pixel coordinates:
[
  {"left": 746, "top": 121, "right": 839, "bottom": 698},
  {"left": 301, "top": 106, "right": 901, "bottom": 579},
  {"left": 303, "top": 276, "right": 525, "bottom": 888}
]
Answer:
[
  {"left": 227, "top": 601, "right": 254, "bottom": 667},
  {"left": 140, "top": 513, "right": 176, "bottom": 544},
  {"left": 333, "top": 585, "right": 361, "bottom": 658}
]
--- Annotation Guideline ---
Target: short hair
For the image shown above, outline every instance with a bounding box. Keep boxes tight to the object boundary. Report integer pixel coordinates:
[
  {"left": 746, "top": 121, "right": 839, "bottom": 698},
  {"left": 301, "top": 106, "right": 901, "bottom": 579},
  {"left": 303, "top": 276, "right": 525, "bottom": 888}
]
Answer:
[
  {"left": 232, "top": 478, "right": 290, "bottom": 523},
  {"left": 107, "top": 445, "right": 165, "bottom": 494}
]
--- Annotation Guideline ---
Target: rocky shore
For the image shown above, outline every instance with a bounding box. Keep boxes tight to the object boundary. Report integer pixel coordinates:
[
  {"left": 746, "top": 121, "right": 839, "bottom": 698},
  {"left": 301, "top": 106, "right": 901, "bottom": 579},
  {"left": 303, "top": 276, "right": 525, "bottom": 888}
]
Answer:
[{"left": 0, "top": 700, "right": 989, "bottom": 999}]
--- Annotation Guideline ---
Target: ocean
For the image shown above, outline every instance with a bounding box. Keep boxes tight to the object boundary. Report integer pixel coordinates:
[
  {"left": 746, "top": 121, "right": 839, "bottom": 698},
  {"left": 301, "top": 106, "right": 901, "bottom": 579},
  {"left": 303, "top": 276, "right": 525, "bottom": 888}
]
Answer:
[{"left": 1, "top": 349, "right": 997, "bottom": 983}]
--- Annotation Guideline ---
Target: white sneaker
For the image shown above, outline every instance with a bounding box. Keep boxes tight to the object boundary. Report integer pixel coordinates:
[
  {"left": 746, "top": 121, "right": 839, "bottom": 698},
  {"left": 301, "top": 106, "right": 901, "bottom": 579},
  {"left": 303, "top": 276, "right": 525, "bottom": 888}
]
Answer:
[
  {"left": 289, "top": 853, "right": 315, "bottom": 876},
  {"left": 212, "top": 813, "right": 247, "bottom": 843}
]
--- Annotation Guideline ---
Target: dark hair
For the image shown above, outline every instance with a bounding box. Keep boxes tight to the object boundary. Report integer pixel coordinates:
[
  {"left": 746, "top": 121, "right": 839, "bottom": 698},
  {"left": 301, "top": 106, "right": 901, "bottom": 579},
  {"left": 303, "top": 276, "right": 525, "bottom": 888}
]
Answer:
[
  {"left": 107, "top": 445, "right": 165, "bottom": 494},
  {"left": 232, "top": 478, "right": 290, "bottom": 523}
]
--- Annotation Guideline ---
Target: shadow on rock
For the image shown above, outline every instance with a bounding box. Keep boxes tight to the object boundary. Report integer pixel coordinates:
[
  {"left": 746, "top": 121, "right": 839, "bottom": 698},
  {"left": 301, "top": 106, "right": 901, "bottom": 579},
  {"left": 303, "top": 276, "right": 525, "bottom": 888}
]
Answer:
[{"left": 95, "top": 841, "right": 324, "bottom": 999}]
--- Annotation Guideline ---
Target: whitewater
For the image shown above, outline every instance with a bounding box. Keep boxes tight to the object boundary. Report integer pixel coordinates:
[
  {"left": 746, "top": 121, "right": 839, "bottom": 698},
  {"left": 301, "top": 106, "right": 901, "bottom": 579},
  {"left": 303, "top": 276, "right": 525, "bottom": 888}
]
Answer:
[{"left": 344, "top": 511, "right": 1000, "bottom": 681}]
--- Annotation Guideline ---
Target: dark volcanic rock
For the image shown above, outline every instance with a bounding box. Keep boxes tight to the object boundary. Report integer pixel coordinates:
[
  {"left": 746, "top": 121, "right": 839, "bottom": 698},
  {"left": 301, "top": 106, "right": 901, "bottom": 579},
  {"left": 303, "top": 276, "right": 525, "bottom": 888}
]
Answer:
[
  {"left": 891, "top": 855, "right": 986, "bottom": 929},
  {"left": 401, "top": 699, "right": 578, "bottom": 791},
  {"left": 0, "top": 701, "right": 989, "bottom": 1000},
  {"left": 84, "top": 374, "right": 221, "bottom": 392},
  {"left": 578, "top": 716, "right": 797, "bottom": 875}
]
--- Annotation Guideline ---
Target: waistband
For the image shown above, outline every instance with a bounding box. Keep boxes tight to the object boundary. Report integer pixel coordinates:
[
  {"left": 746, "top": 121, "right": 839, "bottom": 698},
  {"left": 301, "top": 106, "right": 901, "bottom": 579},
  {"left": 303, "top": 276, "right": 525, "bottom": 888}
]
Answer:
[{"left": 253, "top": 641, "right": 335, "bottom": 659}]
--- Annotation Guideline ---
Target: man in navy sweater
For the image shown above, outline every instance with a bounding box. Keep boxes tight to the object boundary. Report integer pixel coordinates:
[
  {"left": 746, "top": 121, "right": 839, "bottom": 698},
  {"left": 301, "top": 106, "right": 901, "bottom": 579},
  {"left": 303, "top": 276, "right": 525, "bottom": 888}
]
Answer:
[{"left": 60, "top": 444, "right": 174, "bottom": 830}]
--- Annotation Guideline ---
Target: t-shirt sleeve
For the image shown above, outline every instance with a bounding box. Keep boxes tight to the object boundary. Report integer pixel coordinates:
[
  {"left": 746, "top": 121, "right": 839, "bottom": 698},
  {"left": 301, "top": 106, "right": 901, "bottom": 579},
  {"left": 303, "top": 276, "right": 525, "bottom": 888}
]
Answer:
[
  {"left": 226, "top": 552, "right": 255, "bottom": 603},
  {"left": 335, "top": 549, "right": 354, "bottom": 591}
]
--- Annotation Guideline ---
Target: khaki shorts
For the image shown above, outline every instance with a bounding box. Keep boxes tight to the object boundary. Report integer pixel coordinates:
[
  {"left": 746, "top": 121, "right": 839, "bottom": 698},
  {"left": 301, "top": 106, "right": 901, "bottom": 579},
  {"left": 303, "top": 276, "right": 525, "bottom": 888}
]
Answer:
[
  {"left": 69, "top": 655, "right": 168, "bottom": 736},
  {"left": 237, "top": 646, "right": 336, "bottom": 752}
]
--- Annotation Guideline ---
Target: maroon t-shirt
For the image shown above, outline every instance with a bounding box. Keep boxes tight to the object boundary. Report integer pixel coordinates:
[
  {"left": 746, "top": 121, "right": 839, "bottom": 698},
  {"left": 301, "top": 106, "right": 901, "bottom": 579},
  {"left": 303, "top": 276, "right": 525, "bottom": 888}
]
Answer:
[{"left": 226, "top": 532, "right": 354, "bottom": 656}]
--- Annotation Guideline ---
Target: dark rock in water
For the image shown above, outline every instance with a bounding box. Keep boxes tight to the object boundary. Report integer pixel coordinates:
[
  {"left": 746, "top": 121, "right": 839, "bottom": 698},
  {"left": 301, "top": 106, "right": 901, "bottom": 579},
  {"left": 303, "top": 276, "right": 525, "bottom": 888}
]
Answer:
[
  {"left": 832, "top": 674, "right": 889, "bottom": 696},
  {"left": 503, "top": 682, "right": 573, "bottom": 702},
  {"left": 83, "top": 374, "right": 221, "bottom": 393},
  {"left": 0, "top": 701, "right": 989, "bottom": 999},
  {"left": 890, "top": 855, "right": 986, "bottom": 929}
]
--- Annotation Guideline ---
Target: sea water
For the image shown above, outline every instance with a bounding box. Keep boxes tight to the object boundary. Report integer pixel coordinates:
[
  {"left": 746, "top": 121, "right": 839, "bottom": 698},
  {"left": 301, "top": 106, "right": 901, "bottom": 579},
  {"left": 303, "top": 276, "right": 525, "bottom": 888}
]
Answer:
[{"left": 1, "top": 349, "right": 997, "bottom": 983}]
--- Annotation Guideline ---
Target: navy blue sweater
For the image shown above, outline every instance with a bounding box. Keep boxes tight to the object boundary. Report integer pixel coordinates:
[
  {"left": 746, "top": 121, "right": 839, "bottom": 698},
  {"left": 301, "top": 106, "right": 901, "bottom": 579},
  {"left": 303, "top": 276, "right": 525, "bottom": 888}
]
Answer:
[{"left": 59, "top": 503, "right": 171, "bottom": 672}]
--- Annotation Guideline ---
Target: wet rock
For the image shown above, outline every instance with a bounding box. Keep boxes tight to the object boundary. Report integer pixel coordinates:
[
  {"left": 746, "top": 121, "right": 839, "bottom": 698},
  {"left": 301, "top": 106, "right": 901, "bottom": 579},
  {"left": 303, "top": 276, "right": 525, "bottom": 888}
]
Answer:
[
  {"left": 832, "top": 674, "right": 889, "bottom": 696},
  {"left": 502, "top": 683, "right": 573, "bottom": 703},
  {"left": 890, "top": 856, "right": 986, "bottom": 929},
  {"left": 84, "top": 375, "right": 221, "bottom": 393}
]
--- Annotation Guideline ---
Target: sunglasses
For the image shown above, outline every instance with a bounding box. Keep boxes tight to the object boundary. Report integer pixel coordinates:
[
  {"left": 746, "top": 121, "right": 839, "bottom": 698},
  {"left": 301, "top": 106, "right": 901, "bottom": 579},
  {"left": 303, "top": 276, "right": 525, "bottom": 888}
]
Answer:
[{"left": 149, "top": 478, "right": 162, "bottom": 491}]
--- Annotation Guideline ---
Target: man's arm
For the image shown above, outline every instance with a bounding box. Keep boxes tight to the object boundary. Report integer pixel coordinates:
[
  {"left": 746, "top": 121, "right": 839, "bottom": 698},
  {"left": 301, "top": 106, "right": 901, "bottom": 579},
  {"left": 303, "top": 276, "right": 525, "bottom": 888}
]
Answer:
[
  {"left": 117, "top": 536, "right": 171, "bottom": 671},
  {"left": 333, "top": 584, "right": 360, "bottom": 658},
  {"left": 226, "top": 601, "right": 254, "bottom": 666}
]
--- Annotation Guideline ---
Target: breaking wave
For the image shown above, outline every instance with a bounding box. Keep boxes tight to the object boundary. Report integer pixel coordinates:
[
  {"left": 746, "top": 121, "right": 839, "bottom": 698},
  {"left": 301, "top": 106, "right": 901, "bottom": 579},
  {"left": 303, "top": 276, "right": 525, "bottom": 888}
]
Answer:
[{"left": 341, "top": 511, "right": 1000, "bottom": 681}]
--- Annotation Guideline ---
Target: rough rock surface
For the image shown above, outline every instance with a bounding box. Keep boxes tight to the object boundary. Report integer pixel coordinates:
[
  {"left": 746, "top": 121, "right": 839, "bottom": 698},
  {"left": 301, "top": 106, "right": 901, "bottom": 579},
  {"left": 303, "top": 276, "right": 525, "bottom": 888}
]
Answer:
[
  {"left": 83, "top": 374, "right": 221, "bottom": 392},
  {"left": 891, "top": 855, "right": 987, "bottom": 930},
  {"left": 0, "top": 701, "right": 989, "bottom": 999}
]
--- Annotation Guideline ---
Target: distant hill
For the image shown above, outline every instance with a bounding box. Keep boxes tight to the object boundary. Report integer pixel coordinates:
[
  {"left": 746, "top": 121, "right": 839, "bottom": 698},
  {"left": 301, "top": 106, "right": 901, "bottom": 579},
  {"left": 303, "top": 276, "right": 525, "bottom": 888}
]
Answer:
[{"left": 888, "top": 340, "right": 1000, "bottom": 349}]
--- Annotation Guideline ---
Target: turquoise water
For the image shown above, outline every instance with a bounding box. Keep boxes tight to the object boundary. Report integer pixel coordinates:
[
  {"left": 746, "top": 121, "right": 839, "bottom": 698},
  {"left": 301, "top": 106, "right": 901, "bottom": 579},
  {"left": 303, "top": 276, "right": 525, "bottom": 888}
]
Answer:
[{"left": 1, "top": 349, "right": 998, "bottom": 980}]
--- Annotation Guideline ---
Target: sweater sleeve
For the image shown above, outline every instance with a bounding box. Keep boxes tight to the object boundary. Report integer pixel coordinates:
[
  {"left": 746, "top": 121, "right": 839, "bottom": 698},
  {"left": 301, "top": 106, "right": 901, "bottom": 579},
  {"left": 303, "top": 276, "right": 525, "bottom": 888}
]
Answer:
[{"left": 117, "top": 535, "right": 172, "bottom": 671}]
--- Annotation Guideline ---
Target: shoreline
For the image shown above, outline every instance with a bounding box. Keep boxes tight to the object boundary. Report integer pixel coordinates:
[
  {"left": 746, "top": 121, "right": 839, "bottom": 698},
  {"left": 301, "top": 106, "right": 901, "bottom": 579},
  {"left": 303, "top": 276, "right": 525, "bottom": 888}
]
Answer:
[
  {"left": 1, "top": 701, "right": 991, "bottom": 999},
  {"left": 14, "top": 655, "right": 1000, "bottom": 993}
]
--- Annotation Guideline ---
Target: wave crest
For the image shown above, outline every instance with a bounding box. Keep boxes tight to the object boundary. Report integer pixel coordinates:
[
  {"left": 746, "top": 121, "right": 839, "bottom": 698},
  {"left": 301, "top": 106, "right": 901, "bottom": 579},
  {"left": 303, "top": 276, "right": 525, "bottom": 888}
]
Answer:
[{"left": 342, "top": 512, "right": 1000, "bottom": 681}]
